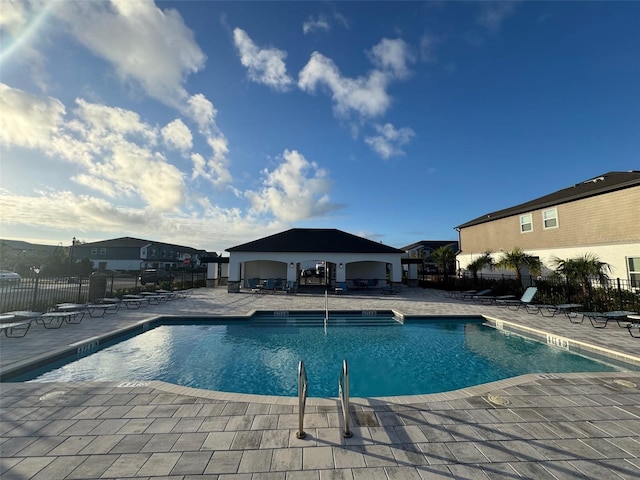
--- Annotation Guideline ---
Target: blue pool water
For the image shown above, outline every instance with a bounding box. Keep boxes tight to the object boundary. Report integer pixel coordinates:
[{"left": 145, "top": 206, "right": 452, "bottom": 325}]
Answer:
[{"left": 22, "top": 316, "right": 629, "bottom": 397}]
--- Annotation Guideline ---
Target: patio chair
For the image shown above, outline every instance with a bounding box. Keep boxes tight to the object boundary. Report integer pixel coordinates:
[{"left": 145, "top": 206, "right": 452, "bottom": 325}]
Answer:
[
  {"left": 0, "top": 313, "right": 34, "bottom": 338},
  {"left": 461, "top": 289, "right": 493, "bottom": 301},
  {"left": 526, "top": 303, "right": 584, "bottom": 319},
  {"left": 445, "top": 289, "right": 476, "bottom": 299},
  {"left": 475, "top": 294, "right": 517, "bottom": 305},
  {"left": 247, "top": 278, "right": 263, "bottom": 293},
  {"left": 578, "top": 310, "right": 638, "bottom": 329},
  {"left": 495, "top": 287, "right": 538, "bottom": 310},
  {"left": 334, "top": 282, "right": 347, "bottom": 295},
  {"left": 285, "top": 280, "right": 297, "bottom": 294},
  {"left": 626, "top": 314, "right": 640, "bottom": 337},
  {"left": 265, "top": 278, "right": 276, "bottom": 292}
]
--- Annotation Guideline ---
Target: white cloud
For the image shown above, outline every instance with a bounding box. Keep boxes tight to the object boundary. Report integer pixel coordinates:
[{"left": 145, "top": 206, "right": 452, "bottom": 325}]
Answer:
[
  {"left": 0, "top": 1, "right": 50, "bottom": 91},
  {"left": 233, "top": 28, "right": 293, "bottom": 92},
  {"left": 64, "top": 99, "right": 184, "bottom": 210},
  {"left": 186, "top": 93, "right": 216, "bottom": 134},
  {"left": 162, "top": 119, "right": 193, "bottom": 152},
  {"left": 477, "top": 2, "right": 516, "bottom": 31},
  {"left": 245, "top": 149, "right": 339, "bottom": 222},
  {"left": 0, "top": 85, "right": 185, "bottom": 211},
  {"left": 303, "top": 15, "right": 330, "bottom": 34},
  {"left": 0, "top": 189, "right": 150, "bottom": 232},
  {"left": 420, "top": 34, "right": 439, "bottom": 63},
  {"left": 52, "top": 0, "right": 206, "bottom": 108},
  {"left": 298, "top": 38, "right": 414, "bottom": 120},
  {"left": 368, "top": 38, "right": 414, "bottom": 79},
  {"left": 0, "top": 83, "right": 65, "bottom": 150},
  {"left": 190, "top": 136, "right": 233, "bottom": 187},
  {"left": 365, "top": 123, "right": 415, "bottom": 159},
  {"left": 49, "top": 1, "right": 230, "bottom": 182},
  {"left": 0, "top": 0, "right": 27, "bottom": 36},
  {"left": 298, "top": 52, "right": 391, "bottom": 119},
  {"left": 0, "top": 188, "right": 280, "bottom": 251}
]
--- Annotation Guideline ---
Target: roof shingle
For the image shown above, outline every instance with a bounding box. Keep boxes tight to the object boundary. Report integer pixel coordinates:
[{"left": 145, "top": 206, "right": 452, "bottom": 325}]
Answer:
[{"left": 226, "top": 228, "right": 405, "bottom": 254}]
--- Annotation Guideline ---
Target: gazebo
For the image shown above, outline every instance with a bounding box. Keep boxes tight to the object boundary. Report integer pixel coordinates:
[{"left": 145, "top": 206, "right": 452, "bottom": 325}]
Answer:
[{"left": 225, "top": 228, "right": 404, "bottom": 293}]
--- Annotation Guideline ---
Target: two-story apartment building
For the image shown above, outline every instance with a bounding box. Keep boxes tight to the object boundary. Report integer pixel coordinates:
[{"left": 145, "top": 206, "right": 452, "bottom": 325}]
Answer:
[
  {"left": 455, "top": 171, "right": 640, "bottom": 286},
  {"left": 71, "top": 237, "right": 208, "bottom": 272}
]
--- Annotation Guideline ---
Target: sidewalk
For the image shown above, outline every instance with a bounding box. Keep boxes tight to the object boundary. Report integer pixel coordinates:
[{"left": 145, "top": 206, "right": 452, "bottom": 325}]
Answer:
[{"left": 1, "top": 287, "right": 639, "bottom": 479}]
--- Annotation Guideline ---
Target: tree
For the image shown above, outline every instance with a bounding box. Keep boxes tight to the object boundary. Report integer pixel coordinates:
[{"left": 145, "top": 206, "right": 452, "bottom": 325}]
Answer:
[
  {"left": 551, "top": 253, "right": 612, "bottom": 296},
  {"left": 430, "top": 246, "right": 457, "bottom": 282},
  {"left": 466, "top": 250, "right": 493, "bottom": 282},
  {"left": 494, "top": 247, "right": 542, "bottom": 284}
]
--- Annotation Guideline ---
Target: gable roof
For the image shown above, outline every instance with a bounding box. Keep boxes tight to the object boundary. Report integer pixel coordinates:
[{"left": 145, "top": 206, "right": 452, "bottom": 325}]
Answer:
[
  {"left": 401, "top": 240, "right": 459, "bottom": 252},
  {"left": 226, "top": 228, "right": 405, "bottom": 254},
  {"left": 78, "top": 237, "right": 206, "bottom": 254},
  {"left": 456, "top": 171, "right": 640, "bottom": 229}
]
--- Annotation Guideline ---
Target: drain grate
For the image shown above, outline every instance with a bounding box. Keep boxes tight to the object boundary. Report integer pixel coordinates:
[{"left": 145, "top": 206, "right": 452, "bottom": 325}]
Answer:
[
  {"left": 117, "top": 381, "right": 150, "bottom": 388},
  {"left": 353, "top": 411, "right": 379, "bottom": 427},
  {"left": 39, "top": 391, "right": 67, "bottom": 401},
  {"left": 486, "top": 394, "right": 511, "bottom": 406}
]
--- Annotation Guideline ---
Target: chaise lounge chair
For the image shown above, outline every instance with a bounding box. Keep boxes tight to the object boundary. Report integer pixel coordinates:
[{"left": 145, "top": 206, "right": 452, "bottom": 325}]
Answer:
[
  {"left": 461, "top": 289, "right": 493, "bottom": 301},
  {"left": 444, "top": 289, "right": 476, "bottom": 299},
  {"left": 495, "top": 287, "right": 538, "bottom": 310},
  {"left": 626, "top": 314, "right": 640, "bottom": 337},
  {"left": 0, "top": 312, "right": 36, "bottom": 338},
  {"left": 578, "top": 310, "right": 639, "bottom": 329},
  {"left": 526, "top": 302, "right": 584, "bottom": 318}
]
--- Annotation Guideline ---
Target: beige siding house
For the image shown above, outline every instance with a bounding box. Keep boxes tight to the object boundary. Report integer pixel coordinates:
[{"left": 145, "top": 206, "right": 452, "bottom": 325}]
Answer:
[{"left": 455, "top": 171, "right": 640, "bottom": 286}]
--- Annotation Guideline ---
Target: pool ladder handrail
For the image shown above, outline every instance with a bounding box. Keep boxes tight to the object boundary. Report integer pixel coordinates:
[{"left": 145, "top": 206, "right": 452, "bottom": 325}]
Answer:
[
  {"left": 338, "top": 359, "right": 352, "bottom": 437},
  {"left": 296, "top": 360, "right": 308, "bottom": 439},
  {"left": 324, "top": 290, "right": 329, "bottom": 331}
]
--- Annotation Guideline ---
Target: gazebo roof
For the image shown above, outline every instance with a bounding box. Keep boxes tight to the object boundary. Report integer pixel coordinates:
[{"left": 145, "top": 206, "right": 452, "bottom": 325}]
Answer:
[{"left": 226, "top": 228, "right": 404, "bottom": 254}]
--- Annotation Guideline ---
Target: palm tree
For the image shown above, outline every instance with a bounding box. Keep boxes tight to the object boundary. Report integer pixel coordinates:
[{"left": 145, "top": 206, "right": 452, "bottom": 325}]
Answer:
[
  {"left": 430, "top": 246, "right": 457, "bottom": 282},
  {"left": 551, "top": 253, "right": 612, "bottom": 296},
  {"left": 494, "top": 247, "right": 542, "bottom": 284},
  {"left": 466, "top": 250, "right": 494, "bottom": 282}
]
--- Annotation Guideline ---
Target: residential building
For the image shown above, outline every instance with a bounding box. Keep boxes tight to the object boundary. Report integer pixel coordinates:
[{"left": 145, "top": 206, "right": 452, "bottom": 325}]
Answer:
[
  {"left": 71, "top": 237, "right": 208, "bottom": 272},
  {"left": 401, "top": 240, "right": 459, "bottom": 285},
  {"left": 455, "top": 171, "right": 640, "bottom": 286}
]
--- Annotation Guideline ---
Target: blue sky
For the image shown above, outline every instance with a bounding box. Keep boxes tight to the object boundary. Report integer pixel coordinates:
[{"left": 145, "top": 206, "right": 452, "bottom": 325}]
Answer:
[{"left": 1, "top": 1, "right": 638, "bottom": 253}]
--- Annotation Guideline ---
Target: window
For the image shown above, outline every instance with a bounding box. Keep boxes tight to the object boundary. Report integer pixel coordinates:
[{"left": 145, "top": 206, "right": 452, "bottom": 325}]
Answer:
[
  {"left": 150, "top": 248, "right": 157, "bottom": 257},
  {"left": 543, "top": 208, "right": 558, "bottom": 229},
  {"left": 628, "top": 257, "right": 640, "bottom": 288},
  {"left": 100, "top": 248, "right": 106, "bottom": 255},
  {"left": 91, "top": 248, "right": 97, "bottom": 255},
  {"left": 520, "top": 213, "right": 533, "bottom": 233}
]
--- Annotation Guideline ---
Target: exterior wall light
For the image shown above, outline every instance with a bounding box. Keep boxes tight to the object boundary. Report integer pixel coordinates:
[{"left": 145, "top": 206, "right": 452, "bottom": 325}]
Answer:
[
  {"left": 289, "top": 262, "right": 294, "bottom": 268},
  {"left": 339, "top": 263, "right": 344, "bottom": 269}
]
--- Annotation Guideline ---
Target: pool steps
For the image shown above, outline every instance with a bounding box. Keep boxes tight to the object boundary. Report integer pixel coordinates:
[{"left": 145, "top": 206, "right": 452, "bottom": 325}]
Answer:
[{"left": 249, "top": 316, "right": 403, "bottom": 327}]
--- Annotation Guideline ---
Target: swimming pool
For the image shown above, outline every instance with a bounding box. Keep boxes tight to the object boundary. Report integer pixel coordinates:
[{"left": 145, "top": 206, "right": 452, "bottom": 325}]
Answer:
[{"left": 18, "top": 314, "right": 632, "bottom": 397}]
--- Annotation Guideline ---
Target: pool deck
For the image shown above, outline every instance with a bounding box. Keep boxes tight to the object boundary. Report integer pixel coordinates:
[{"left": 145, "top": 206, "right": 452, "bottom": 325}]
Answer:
[{"left": 1, "top": 286, "right": 639, "bottom": 479}]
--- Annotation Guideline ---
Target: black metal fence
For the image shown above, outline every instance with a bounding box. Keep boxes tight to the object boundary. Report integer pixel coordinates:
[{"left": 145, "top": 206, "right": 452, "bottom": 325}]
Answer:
[
  {"left": 421, "top": 273, "right": 640, "bottom": 313},
  {"left": 0, "top": 271, "right": 207, "bottom": 313}
]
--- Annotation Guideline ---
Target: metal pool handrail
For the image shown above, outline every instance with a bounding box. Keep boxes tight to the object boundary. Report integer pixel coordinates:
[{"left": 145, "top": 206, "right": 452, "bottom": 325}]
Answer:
[
  {"left": 296, "top": 360, "right": 308, "bottom": 439},
  {"left": 338, "top": 359, "right": 352, "bottom": 438},
  {"left": 324, "top": 290, "right": 329, "bottom": 330}
]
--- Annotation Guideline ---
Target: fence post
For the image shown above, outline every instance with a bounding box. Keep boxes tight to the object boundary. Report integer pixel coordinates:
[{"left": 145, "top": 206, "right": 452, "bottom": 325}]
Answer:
[
  {"left": 616, "top": 278, "right": 623, "bottom": 310},
  {"left": 31, "top": 276, "right": 40, "bottom": 311},
  {"left": 77, "top": 276, "right": 83, "bottom": 303}
]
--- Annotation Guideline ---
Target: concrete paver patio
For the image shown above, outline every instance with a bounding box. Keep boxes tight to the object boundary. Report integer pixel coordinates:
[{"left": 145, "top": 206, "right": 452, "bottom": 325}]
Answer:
[{"left": 1, "top": 286, "right": 639, "bottom": 479}]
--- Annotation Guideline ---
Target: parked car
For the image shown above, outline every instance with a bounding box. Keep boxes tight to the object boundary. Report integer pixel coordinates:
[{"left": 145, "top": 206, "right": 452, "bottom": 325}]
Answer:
[
  {"left": 0, "top": 270, "right": 21, "bottom": 286},
  {"left": 138, "top": 269, "right": 173, "bottom": 285}
]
